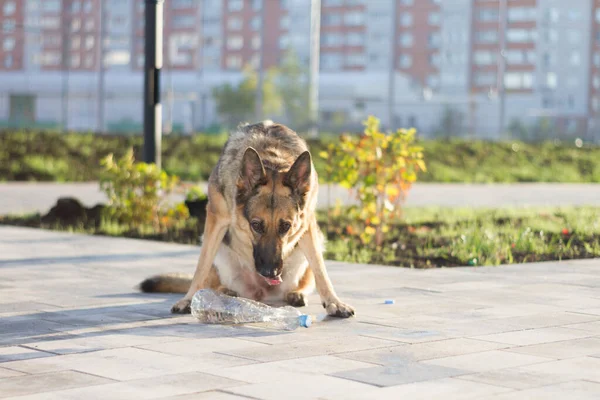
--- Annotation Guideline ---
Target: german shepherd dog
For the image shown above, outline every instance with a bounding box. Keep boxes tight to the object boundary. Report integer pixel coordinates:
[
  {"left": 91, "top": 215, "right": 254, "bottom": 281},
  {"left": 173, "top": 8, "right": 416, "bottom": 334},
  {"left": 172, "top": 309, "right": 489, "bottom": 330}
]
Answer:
[{"left": 139, "top": 121, "right": 355, "bottom": 318}]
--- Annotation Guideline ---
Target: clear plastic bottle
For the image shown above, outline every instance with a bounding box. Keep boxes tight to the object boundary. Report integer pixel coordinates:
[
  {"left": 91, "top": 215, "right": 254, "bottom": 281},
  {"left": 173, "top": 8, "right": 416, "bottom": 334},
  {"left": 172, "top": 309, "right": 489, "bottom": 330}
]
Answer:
[{"left": 190, "top": 289, "right": 312, "bottom": 331}]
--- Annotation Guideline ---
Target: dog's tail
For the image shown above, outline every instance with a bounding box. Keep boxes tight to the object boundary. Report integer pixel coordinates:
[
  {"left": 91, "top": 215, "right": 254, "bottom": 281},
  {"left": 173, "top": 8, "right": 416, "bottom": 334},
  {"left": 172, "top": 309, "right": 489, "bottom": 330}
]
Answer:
[{"left": 138, "top": 273, "right": 192, "bottom": 294}]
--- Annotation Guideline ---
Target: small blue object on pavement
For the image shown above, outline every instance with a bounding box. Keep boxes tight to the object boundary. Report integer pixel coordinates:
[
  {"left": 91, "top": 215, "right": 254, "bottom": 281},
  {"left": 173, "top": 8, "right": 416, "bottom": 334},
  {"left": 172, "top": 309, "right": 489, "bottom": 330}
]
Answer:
[{"left": 384, "top": 300, "right": 395, "bottom": 305}]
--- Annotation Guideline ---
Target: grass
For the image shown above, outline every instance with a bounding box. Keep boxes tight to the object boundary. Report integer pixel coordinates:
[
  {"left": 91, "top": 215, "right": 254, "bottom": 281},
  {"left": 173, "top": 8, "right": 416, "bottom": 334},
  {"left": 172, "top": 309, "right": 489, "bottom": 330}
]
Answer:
[
  {"left": 2, "top": 206, "right": 599, "bottom": 268},
  {"left": 2, "top": 130, "right": 600, "bottom": 183}
]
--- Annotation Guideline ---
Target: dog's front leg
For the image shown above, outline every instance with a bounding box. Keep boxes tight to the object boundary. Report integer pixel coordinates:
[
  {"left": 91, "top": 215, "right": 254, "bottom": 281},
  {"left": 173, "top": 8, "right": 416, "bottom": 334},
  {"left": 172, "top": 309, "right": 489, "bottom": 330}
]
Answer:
[
  {"left": 299, "top": 216, "right": 355, "bottom": 318},
  {"left": 171, "top": 208, "right": 230, "bottom": 313}
]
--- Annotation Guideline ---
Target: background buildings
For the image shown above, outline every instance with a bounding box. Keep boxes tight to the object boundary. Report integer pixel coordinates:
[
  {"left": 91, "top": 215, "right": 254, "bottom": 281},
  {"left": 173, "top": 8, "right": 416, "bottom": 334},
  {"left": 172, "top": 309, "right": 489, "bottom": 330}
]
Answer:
[{"left": 0, "top": 0, "right": 598, "bottom": 139}]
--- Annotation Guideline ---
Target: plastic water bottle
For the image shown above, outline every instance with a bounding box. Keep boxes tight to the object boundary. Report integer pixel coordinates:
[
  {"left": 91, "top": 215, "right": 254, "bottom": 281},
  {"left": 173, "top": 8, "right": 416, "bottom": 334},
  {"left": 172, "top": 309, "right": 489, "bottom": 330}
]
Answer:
[{"left": 190, "top": 289, "right": 312, "bottom": 331}]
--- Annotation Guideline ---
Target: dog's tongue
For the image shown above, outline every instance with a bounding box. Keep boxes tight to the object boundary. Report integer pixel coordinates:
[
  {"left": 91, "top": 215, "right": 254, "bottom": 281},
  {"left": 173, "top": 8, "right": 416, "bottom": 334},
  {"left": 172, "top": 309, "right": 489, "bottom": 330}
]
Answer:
[{"left": 265, "top": 276, "right": 282, "bottom": 286}]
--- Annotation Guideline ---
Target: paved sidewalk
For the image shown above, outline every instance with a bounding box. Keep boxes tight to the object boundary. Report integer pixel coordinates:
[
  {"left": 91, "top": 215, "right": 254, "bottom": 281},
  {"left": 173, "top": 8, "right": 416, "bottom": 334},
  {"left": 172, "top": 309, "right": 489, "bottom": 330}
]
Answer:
[
  {"left": 2, "top": 182, "right": 600, "bottom": 215},
  {"left": 0, "top": 226, "right": 599, "bottom": 399}
]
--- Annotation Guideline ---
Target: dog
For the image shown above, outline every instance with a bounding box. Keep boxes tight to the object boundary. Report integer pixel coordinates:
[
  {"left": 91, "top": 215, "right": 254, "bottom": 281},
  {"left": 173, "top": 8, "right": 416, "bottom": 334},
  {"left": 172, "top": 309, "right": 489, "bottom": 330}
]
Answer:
[{"left": 139, "top": 121, "right": 355, "bottom": 318}]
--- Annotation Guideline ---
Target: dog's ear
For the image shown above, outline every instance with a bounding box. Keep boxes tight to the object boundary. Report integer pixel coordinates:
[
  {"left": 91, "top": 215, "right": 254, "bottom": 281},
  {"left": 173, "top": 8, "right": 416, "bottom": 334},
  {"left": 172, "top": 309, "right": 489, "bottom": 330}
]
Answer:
[
  {"left": 284, "top": 151, "right": 312, "bottom": 195},
  {"left": 239, "top": 147, "right": 267, "bottom": 192}
]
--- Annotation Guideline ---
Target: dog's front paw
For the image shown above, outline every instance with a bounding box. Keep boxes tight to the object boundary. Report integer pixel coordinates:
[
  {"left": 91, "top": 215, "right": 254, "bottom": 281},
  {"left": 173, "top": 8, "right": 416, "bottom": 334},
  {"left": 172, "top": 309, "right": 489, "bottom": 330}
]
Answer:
[
  {"left": 171, "top": 298, "right": 191, "bottom": 314},
  {"left": 322, "top": 299, "right": 355, "bottom": 318},
  {"left": 285, "top": 291, "right": 307, "bottom": 307}
]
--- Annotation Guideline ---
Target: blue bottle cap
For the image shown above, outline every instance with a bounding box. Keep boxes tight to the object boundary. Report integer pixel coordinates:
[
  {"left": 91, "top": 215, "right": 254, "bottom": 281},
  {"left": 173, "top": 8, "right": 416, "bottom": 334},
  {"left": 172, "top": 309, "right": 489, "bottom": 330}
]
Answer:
[
  {"left": 298, "top": 314, "right": 312, "bottom": 328},
  {"left": 384, "top": 299, "right": 395, "bottom": 305}
]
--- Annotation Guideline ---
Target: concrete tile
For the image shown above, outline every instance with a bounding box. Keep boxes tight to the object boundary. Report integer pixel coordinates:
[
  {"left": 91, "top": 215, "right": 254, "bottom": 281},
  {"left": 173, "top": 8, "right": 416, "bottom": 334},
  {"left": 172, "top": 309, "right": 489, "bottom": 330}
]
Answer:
[
  {"left": 226, "top": 373, "right": 378, "bottom": 400},
  {"left": 457, "top": 366, "right": 573, "bottom": 390},
  {"left": 337, "top": 338, "right": 509, "bottom": 365},
  {"left": 210, "top": 355, "right": 379, "bottom": 383},
  {"left": 489, "top": 380, "right": 600, "bottom": 400},
  {"left": 566, "top": 320, "right": 600, "bottom": 334},
  {"left": 472, "top": 327, "right": 593, "bottom": 346},
  {"left": 505, "top": 337, "right": 600, "bottom": 359},
  {"left": 1, "top": 372, "right": 245, "bottom": 400},
  {"left": 515, "top": 356, "right": 600, "bottom": 382},
  {"left": 338, "top": 377, "right": 513, "bottom": 400},
  {"left": 157, "top": 392, "right": 251, "bottom": 400},
  {"left": 422, "top": 350, "right": 552, "bottom": 373},
  {"left": 0, "top": 346, "right": 54, "bottom": 363},
  {"left": 137, "top": 337, "right": 269, "bottom": 357},
  {"left": 218, "top": 335, "right": 399, "bottom": 362},
  {"left": 0, "top": 370, "right": 113, "bottom": 398},
  {"left": 332, "top": 362, "right": 468, "bottom": 387},
  {"left": 0, "top": 367, "right": 25, "bottom": 379}
]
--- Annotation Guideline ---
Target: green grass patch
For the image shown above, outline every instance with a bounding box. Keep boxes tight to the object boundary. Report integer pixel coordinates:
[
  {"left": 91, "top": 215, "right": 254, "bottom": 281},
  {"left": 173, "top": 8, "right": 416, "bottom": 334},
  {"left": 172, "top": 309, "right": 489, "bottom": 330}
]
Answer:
[{"left": 2, "top": 206, "right": 599, "bottom": 268}]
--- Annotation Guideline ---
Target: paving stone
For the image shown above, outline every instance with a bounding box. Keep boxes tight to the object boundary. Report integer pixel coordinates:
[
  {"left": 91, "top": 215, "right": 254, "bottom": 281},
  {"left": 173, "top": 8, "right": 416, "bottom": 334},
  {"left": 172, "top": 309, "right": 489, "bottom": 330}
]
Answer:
[
  {"left": 337, "top": 338, "right": 509, "bottom": 365},
  {"left": 0, "top": 370, "right": 113, "bottom": 398},
  {"left": 456, "top": 365, "right": 574, "bottom": 390},
  {"left": 0, "top": 346, "right": 54, "bottom": 363},
  {"left": 514, "top": 356, "right": 600, "bottom": 382},
  {"left": 422, "top": 350, "right": 553, "bottom": 373},
  {"left": 505, "top": 337, "right": 600, "bottom": 359},
  {"left": 157, "top": 392, "right": 251, "bottom": 400},
  {"left": 0, "top": 367, "right": 25, "bottom": 379},
  {"left": 566, "top": 320, "right": 600, "bottom": 334},
  {"left": 489, "top": 380, "right": 600, "bottom": 400},
  {"left": 471, "top": 327, "right": 594, "bottom": 346},
  {"left": 338, "top": 377, "right": 513, "bottom": 400}
]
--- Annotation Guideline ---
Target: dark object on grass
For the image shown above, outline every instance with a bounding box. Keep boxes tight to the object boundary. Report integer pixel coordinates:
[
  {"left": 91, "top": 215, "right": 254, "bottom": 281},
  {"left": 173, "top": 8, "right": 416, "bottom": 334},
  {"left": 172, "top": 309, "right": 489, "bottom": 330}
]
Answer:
[
  {"left": 41, "top": 197, "right": 105, "bottom": 228},
  {"left": 184, "top": 198, "right": 208, "bottom": 222}
]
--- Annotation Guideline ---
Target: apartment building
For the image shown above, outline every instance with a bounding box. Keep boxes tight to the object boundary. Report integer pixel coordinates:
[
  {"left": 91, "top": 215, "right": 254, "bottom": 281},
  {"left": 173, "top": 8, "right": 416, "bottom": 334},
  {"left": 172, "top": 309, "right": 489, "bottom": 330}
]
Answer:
[{"left": 0, "top": 0, "right": 597, "bottom": 137}]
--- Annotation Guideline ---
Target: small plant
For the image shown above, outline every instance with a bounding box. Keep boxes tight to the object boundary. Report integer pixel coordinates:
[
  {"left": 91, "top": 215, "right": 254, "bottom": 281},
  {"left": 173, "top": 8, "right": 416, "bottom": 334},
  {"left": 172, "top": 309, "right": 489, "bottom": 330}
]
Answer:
[
  {"left": 99, "top": 148, "right": 189, "bottom": 230},
  {"left": 184, "top": 185, "right": 207, "bottom": 202},
  {"left": 321, "top": 116, "right": 426, "bottom": 246}
]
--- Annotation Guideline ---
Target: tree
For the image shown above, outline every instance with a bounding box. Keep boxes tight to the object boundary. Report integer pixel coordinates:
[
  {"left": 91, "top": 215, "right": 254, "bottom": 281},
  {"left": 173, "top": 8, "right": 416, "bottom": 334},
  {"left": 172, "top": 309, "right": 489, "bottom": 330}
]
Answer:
[
  {"left": 212, "top": 66, "right": 282, "bottom": 128},
  {"left": 276, "top": 49, "right": 310, "bottom": 129},
  {"left": 434, "top": 106, "right": 465, "bottom": 138}
]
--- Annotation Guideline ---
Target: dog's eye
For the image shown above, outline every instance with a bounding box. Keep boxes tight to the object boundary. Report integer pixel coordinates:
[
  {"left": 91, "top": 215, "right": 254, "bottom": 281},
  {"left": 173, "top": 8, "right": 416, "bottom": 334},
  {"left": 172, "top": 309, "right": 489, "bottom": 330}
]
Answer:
[
  {"left": 279, "top": 221, "right": 292, "bottom": 235},
  {"left": 250, "top": 220, "right": 264, "bottom": 234}
]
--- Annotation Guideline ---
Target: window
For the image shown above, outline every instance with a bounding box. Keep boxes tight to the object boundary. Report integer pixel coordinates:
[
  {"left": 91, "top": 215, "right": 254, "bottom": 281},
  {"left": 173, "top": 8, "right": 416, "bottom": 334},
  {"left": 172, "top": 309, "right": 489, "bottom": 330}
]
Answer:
[
  {"left": 172, "top": 15, "right": 195, "bottom": 28},
  {"left": 346, "top": 52, "right": 366, "bottom": 67},
  {"left": 504, "top": 72, "right": 533, "bottom": 90},
  {"left": 228, "top": 17, "right": 242, "bottom": 30},
  {"left": 399, "top": 33, "right": 413, "bottom": 47},
  {"left": 473, "top": 50, "right": 496, "bottom": 65},
  {"left": 476, "top": 30, "right": 498, "bottom": 44},
  {"left": 474, "top": 72, "right": 495, "bottom": 86},
  {"left": 71, "top": 0, "right": 81, "bottom": 13},
  {"left": 2, "top": 20, "right": 15, "bottom": 33},
  {"left": 71, "top": 36, "right": 81, "bottom": 50},
  {"left": 3, "top": 37, "right": 15, "bottom": 51},
  {"left": 278, "top": 35, "right": 289, "bottom": 49},
  {"left": 594, "top": 75, "right": 600, "bottom": 90},
  {"left": 42, "top": 35, "right": 60, "bottom": 46},
  {"left": 39, "top": 52, "right": 61, "bottom": 66},
  {"left": 594, "top": 53, "right": 600, "bottom": 67},
  {"left": 546, "top": 29, "right": 558, "bottom": 43},
  {"left": 322, "top": 13, "right": 341, "bottom": 26},
  {"left": 85, "top": 35, "right": 94, "bottom": 50},
  {"left": 543, "top": 52, "right": 555, "bottom": 67},
  {"left": 596, "top": 9, "right": 600, "bottom": 23},
  {"left": 567, "top": 30, "right": 581, "bottom": 44},
  {"left": 400, "top": 13, "right": 412, "bottom": 27},
  {"left": 42, "top": 0, "right": 61, "bottom": 12},
  {"left": 504, "top": 50, "right": 535, "bottom": 65},
  {"left": 85, "top": 19, "right": 94, "bottom": 31},
  {"left": 280, "top": 15, "right": 290, "bottom": 30},
  {"left": 428, "top": 32, "right": 440, "bottom": 48},
  {"left": 546, "top": 72, "right": 557, "bottom": 89},
  {"left": 83, "top": 0, "right": 92, "bottom": 13},
  {"left": 71, "top": 18, "right": 81, "bottom": 32},
  {"left": 346, "top": 32, "right": 364, "bottom": 46},
  {"left": 427, "top": 75, "right": 439, "bottom": 88},
  {"left": 507, "top": 29, "right": 536, "bottom": 43},
  {"left": 508, "top": 7, "right": 535, "bottom": 22},
  {"left": 3, "top": 1, "right": 16, "bottom": 15},
  {"left": 321, "top": 53, "right": 343, "bottom": 70},
  {"left": 71, "top": 54, "right": 81, "bottom": 68},
  {"left": 567, "top": 10, "right": 582, "bottom": 21},
  {"left": 478, "top": 9, "right": 498, "bottom": 22},
  {"left": 228, "top": 0, "right": 243, "bottom": 12},
  {"left": 251, "top": 16, "right": 260, "bottom": 30},
  {"left": 547, "top": 8, "right": 559, "bottom": 23},
  {"left": 251, "top": 35, "right": 260, "bottom": 50},
  {"left": 428, "top": 12, "right": 440, "bottom": 25},
  {"left": 227, "top": 35, "right": 243, "bottom": 50},
  {"left": 399, "top": 54, "right": 412, "bottom": 68},
  {"left": 84, "top": 54, "right": 94, "bottom": 67},
  {"left": 4, "top": 54, "right": 13, "bottom": 68},
  {"left": 279, "top": 0, "right": 288, "bottom": 9},
  {"left": 104, "top": 50, "right": 130, "bottom": 66},
  {"left": 429, "top": 53, "right": 440, "bottom": 67},
  {"left": 344, "top": 11, "right": 364, "bottom": 26},
  {"left": 570, "top": 51, "right": 581, "bottom": 66},
  {"left": 251, "top": 0, "right": 262, "bottom": 11},
  {"left": 400, "top": 0, "right": 413, "bottom": 5},
  {"left": 171, "top": 0, "right": 193, "bottom": 8},
  {"left": 322, "top": 33, "right": 342, "bottom": 46},
  {"left": 566, "top": 76, "right": 579, "bottom": 88},
  {"left": 323, "top": 0, "right": 343, "bottom": 5},
  {"left": 226, "top": 55, "right": 242, "bottom": 69}
]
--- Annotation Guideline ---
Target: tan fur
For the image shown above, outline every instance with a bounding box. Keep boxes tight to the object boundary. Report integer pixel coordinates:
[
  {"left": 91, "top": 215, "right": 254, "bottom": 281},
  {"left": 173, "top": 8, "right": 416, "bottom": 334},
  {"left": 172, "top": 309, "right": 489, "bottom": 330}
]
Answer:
[{"left": 139, "top": 121, "right": 354, "bottom": 318}]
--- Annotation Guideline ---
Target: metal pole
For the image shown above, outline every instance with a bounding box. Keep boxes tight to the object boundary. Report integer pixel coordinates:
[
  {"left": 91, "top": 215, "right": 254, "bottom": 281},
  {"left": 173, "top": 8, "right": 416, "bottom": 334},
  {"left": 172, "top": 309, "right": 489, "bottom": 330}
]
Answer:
[
  {"left": 497, "top": 0, "right": 507, "bottom": 137},
  {"left": 255, "top": 1, "right": 266, "bottom": 121},
  {"left": 61, "top": 10, "right": 70, "bottom": 131},
  {"left": 308, "top": 0, "right": 321, "bottom": 138},
  {"left": 143, "top": 0, "right": 163, "bottom": 168},
  {"left": 97, "top": 0, "right": 106, "bottom": 133},
  {"left": 388, "top": 0, "right": 398, "bottom": 130}
]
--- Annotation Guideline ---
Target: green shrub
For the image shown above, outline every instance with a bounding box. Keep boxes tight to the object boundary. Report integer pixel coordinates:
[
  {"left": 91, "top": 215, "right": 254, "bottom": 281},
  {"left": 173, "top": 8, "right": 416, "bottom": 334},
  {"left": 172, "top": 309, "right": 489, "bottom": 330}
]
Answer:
[{"left": 99, "top": 148, "right": 189, "bottom": 230}]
